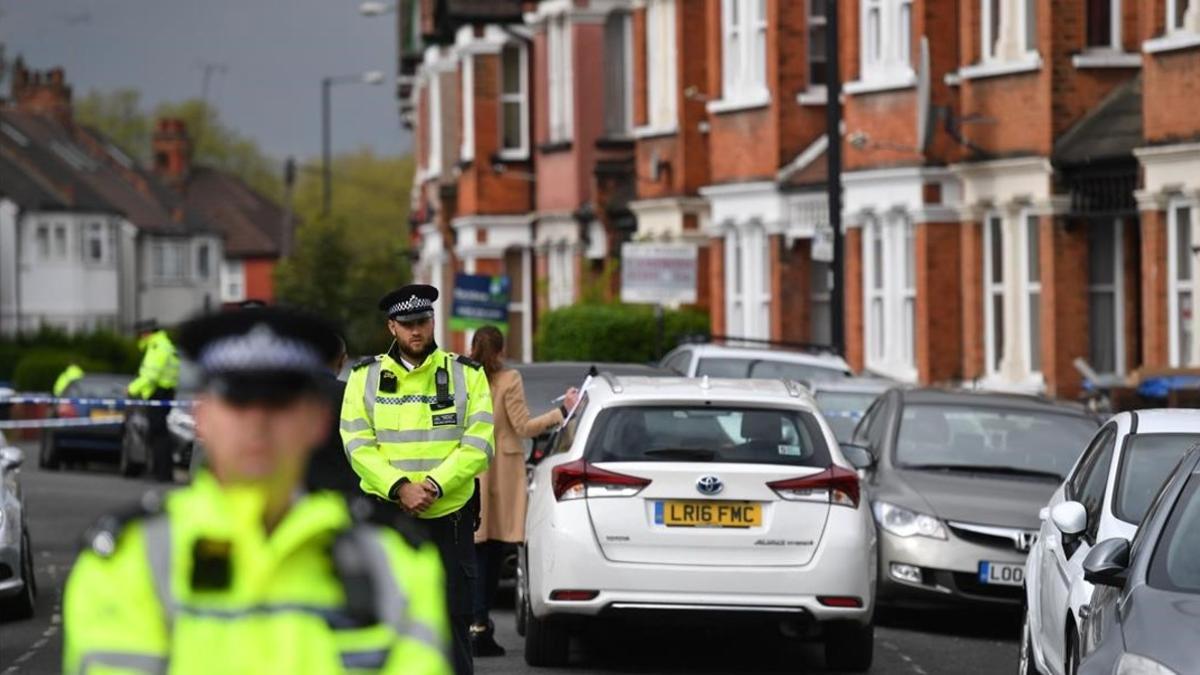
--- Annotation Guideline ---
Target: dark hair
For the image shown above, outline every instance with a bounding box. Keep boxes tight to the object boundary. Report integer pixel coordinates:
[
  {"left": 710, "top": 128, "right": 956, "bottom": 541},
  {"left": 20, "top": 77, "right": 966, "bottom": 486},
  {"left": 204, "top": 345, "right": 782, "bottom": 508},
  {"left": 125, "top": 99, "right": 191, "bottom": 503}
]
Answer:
[{"left": 470, "top": 326, "right": 505, "bottom": 380}]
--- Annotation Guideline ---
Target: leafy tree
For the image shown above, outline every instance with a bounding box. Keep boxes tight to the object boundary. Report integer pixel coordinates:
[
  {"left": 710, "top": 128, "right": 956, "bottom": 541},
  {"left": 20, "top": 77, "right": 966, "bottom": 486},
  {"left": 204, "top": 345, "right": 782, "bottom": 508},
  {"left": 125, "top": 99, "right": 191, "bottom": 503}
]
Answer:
[
  {"left": 75, "top": 89, "right": 150, "bottom": 157},
  {"left": 274, "top": 150, "right": 415, "bottom": 354}
]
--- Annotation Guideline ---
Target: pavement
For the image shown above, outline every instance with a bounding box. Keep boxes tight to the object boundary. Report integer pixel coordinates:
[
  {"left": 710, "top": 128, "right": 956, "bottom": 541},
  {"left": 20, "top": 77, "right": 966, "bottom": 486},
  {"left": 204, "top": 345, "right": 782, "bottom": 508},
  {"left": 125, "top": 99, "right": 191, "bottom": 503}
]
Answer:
[{"left": 0, "top": 440, "right": 1021, "bottom": 674}]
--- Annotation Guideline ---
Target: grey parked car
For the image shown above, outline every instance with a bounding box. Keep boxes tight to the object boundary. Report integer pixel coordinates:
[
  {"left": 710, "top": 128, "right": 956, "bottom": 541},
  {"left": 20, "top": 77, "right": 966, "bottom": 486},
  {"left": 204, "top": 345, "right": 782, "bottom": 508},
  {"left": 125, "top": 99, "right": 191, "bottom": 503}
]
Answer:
[
  {"left": 0, "top": 434, "right": 35, "bottom": 620},
  {"left": 1078, "top": 446, "right": 1200, "bottom": 675},
  {"left": 845, "top": 388, "right": 1098, "bottom": 608}
]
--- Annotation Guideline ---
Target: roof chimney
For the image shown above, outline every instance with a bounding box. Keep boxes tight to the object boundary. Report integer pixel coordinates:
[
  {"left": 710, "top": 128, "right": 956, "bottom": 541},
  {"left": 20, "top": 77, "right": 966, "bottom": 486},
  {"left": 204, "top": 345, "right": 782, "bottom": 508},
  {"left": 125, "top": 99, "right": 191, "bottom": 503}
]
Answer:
[
  {"left": 152, "top": 118, "right": 192, "bottom": 188},
  {"left": 10, "top": 60, "right": 74, "bottom": 125}
]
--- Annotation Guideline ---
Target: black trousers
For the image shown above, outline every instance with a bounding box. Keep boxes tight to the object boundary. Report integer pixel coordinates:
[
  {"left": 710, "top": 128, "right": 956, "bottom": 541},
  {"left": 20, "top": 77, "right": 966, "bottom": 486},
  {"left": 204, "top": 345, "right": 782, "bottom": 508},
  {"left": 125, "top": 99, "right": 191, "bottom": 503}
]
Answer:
[
  {"left": 420, "top": 503, "right": 478, "bottom": 675},
  {"left": 147, "top": 388, "right": 175, "bottom": 482},
  {"left": 473, "top": 541, "right": 512, "bottom": 626}
]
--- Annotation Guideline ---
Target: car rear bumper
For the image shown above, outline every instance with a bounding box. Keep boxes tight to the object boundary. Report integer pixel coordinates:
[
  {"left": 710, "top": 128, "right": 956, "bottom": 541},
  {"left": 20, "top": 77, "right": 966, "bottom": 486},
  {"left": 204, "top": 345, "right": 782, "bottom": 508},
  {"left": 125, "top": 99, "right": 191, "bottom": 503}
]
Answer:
[
  {"left": 877, "top": 529, "right": 1027, "bottom": 607},
  {"left": 529, "top": 503, "right": 876, "bottom": 625}
]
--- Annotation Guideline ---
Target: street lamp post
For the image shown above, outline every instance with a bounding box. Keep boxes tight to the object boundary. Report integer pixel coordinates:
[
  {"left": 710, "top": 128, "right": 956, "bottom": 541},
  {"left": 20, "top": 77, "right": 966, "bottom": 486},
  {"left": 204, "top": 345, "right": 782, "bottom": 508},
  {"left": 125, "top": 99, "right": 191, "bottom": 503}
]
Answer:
[
  {"left": 825, "top": 0, "right": 845, "bottom": 355},
  {"left": 321, "top": 70, "right": 385, "bottom": 216}
]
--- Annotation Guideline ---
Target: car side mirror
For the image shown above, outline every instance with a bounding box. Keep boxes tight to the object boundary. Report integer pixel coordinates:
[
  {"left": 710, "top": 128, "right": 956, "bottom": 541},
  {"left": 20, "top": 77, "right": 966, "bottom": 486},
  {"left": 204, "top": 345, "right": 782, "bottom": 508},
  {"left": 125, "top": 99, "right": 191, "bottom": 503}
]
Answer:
[
  {"left": 1083, "top": 538, "right": 1131, "bottom": 588},
  {"left": 1051, "top": 501, "right": 1088, "bottom": 537},
  {"left": 528, "top": 431, "right": 556, "bottom": 466},
  {"left": 840, "top": 443, "right": 875, "bottom": 470},
  {"left": 0, "top": 446, "right": 24, "bottom": 469}
]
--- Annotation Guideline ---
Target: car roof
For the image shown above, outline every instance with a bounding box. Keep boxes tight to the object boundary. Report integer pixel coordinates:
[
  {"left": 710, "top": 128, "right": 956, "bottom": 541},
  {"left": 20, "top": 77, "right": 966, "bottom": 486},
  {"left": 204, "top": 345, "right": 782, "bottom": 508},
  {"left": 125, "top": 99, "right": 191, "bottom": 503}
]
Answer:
[
  {"left": 809, "top": 377, "right": 896, "bottom": 394},
  {"left": 675, "top": 343, "right": 850, "bottom": 369},
  {"left": 514, "top": 361, "right": 666, "bottom": 376},
  {"left": 897, "top": 387, "right": 1092, "bottom": 416},
  {"left": 588, "top": 374, "right": 815, "bottom": 407},
  {"left": 1125, "top": 408, "right": 1200, "bottom": 434}
]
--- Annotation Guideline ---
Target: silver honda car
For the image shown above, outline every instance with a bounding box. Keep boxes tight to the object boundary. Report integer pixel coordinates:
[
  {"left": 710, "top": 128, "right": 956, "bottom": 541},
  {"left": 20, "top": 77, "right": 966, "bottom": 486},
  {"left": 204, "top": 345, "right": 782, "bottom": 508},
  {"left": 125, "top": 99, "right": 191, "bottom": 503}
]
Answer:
[
  {"left": 845, "top": 388, "right": 1099, "bottom": 608},
  {"left": 0, "top": 434, "right": 35, "bottom": 620}
]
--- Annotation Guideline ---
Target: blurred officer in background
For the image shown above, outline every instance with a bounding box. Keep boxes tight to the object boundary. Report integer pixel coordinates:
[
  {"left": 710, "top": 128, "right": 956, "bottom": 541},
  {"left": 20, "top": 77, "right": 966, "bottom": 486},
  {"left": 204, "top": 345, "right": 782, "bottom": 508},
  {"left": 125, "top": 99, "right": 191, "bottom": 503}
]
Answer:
[
  {"left": 128, "top": 320, "right": 180, "bottom": 482},
  {"left": 341, "top": 284, "right": 495, "bottom": 675},
  {"left": 53, "top": 363, "right": 84, "bottom": 397},
  {"left": 64, "top": 307, "right": 451, "bottom": 675}
]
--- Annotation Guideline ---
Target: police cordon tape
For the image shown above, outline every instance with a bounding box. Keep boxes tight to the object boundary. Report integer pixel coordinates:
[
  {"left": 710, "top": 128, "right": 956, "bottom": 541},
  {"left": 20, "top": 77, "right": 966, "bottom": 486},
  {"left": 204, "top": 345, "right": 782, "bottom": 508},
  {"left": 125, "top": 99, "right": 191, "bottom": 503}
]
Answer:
[
  {"left": 0, "top": 417, "right": 125, "bottom": 430},
  {"left": 0, "top": 394, "right": 192, "bottom": 430}
]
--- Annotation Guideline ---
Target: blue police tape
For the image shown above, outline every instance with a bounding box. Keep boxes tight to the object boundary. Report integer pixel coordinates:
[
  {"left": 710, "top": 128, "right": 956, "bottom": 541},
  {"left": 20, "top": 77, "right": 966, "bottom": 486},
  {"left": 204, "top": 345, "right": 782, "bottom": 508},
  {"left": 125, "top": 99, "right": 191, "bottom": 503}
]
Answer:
[
  {"left": 0, "top": 417, "right": 126, "bottom": 430},
  {"left": 0, "top": 395, "right": 191, "bottom": 409}
]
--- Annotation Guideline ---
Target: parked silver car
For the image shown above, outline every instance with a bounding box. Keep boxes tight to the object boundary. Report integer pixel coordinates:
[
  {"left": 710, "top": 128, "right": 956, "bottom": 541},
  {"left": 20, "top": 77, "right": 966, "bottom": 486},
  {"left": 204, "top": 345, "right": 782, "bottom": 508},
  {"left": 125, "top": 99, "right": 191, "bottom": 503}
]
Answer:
[{"left": 0, "top": 435, "right": 35, "bottom": 620}]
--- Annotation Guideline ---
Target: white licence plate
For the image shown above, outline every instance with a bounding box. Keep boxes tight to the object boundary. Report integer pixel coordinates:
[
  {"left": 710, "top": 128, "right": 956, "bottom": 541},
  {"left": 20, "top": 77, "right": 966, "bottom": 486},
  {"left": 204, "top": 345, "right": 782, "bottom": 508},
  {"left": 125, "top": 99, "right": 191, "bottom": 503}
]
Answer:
[{"left": 978, "top": 561, "right": 1024, "bottom": 587}]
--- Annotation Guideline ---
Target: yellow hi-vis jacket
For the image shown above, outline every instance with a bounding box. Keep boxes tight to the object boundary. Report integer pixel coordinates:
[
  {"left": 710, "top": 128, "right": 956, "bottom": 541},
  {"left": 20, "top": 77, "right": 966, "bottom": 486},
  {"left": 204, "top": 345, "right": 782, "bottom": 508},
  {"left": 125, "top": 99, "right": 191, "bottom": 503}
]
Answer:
[
  {"left": 63, "top": 472, "right": 451, "bottom": 675},
  {"left": 54, "top": 364, "right": 85, "bottom": 397},
  {"left": 128, "top": 330, "right": 180, "bottom": 399},
  {"left": 340, "top": 347, "right": 494, "bottom": 519}
]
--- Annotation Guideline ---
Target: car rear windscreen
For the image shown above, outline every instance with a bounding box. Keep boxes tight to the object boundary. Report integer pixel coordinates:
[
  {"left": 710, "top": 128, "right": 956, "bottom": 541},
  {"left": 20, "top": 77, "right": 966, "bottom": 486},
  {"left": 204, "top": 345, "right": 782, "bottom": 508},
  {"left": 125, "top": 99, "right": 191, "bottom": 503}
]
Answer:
[
  {"left": 584, "top": 405, "right": 831, "bottom": 467},
  {"left": 896, "top": 404, "right": 1098, "bottom": 479},
  {"left": 1115, "top": 434, "right": 1200, "bottom": 524}
]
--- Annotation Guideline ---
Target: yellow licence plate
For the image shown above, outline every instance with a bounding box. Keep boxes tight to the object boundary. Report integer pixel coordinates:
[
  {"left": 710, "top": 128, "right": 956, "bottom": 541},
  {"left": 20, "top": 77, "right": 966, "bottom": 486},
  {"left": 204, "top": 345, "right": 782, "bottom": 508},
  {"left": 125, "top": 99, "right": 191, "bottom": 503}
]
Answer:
[
  {"left": 655, "top": 501, "right": 762, "bottom": 528},
  {"left": 90, "top": 410, "right": 122, "bottom": 421}
]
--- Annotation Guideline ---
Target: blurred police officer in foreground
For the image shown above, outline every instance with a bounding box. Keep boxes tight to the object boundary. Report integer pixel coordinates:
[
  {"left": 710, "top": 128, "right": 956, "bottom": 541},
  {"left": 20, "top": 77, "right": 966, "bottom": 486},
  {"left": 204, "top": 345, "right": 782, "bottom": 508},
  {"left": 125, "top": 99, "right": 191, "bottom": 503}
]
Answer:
[
  {"left": 128, "top": 319, "right": 180, "bottom": 482},
  {"left": 341, "top": 285, "right": 495, "bottom": 675},
  {"left": 64, "top": 307, "right": 451, "bottom": 675}
]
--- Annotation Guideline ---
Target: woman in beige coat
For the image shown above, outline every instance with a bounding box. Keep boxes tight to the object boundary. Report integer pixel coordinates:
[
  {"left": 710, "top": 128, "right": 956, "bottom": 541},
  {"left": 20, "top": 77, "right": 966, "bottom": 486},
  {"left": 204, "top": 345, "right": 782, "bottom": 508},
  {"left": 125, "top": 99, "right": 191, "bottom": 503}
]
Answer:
[{"left": 469, "top": 326, "right": 578, "bottom": 657}]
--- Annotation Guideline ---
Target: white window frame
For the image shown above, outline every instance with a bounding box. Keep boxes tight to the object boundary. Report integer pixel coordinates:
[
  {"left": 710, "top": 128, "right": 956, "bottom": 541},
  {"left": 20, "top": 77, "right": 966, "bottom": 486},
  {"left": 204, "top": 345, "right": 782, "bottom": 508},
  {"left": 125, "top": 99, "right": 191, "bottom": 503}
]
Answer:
[
  {"left": 806, "top": 0, "right": 828, "bottom": 92},
  {"left": 724, "top": 223, "right": 771, "bottom": 340},
  {"left": 983, "top": 213, "right": 1006, "bottom": 376},
  {"left": 810, "top": 261, "right": 833, "bottom": 345},
  {"left": 499, "top": 42, "right": 530, "bottom": 159},
  {"left": 195, "top": 241, "right": 212, "bottom": 281},
  {"left": 549, "top": 242, "right": 576, "bottom": 309},
  {"left": 1085, "top": 0, "right": 1122, "bottom": 50},
  {"left": 427, "top": 74, "right": 443, "bottom": 176},
  {"left": 547, "top": 13, "right": 574, "bottom": 144},
  {"left": 1167, "top": 0, "right": 1198, "bottom": 33},
  {"left": 717, "top": 0, "right": 769, "bottom": 108},
  {"left": 981, "top": 0, "right": 1038, "bottom": 62},
  {"left": 1021, "top": 212, "right": 1043, "bottom": 376},
  {"left": 725, "top": 227, "right": 745, "bottom": 336},
  {"left": 857, "top": 0, "right": 914, "bottom": 84},
  {"left": 1168, "top": 199, "right": 1197, "bottom": 367},
  {"left": 460, "top": 55, "right": 474, "bottom": 162},
  {"left": 644, "top": 0, "right": 678, "bottom": 132},
  {"left": 605, "top": 11, "right": 635, "bottom": 138},
  {"left": 862, "top": 215, "right": 917, "bottom": 378},
  {"left": 151, "top": 240, "right": 188, "bottom": 283},
  {"left": 1087, "top": 219, "right": 1125, "bottom": 375}
]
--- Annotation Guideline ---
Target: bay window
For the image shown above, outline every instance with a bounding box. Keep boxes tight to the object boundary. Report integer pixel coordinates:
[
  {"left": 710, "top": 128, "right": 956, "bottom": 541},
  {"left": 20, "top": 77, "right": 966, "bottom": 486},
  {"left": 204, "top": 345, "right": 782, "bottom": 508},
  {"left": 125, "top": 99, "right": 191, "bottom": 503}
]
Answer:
[
  {"left": 863, "top": 216, "right": 917, "bottom": 377},
  {"left": 500, "top": 43, "right": 529, "bottom": 157},
  {"left": 645, "top": 0, "right": 678, "bottom": 130},
  {"left": 719, "top": 0, "right": 768, "bottom": 105},
  {"left": 547, "top": 14, "right": 573, "bottom": 143}
]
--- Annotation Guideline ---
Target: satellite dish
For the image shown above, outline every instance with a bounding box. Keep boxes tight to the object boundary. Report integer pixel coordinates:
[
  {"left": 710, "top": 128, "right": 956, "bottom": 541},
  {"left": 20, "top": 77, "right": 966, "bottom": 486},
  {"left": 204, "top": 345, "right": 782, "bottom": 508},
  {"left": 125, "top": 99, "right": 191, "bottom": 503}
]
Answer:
[{"left": 916, "top": 36, "right": 933, "bottom": 153}]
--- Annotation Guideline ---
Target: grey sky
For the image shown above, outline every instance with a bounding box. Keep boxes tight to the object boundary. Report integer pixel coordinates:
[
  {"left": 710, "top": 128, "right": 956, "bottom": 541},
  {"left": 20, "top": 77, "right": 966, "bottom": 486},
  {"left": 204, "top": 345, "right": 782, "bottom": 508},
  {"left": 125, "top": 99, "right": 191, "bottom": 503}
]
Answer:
[{"left": 0, "top": 0, "right": 412, "bottom": 162}]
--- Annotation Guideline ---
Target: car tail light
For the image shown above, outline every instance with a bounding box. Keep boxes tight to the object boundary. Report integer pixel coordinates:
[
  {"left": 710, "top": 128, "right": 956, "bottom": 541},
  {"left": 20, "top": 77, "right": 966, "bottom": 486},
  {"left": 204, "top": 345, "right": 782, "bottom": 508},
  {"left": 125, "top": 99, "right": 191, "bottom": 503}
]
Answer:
[
  {"left": 551, "top": 459, "right": 651, "bottom": 501},
  {"left": 766, "top": 466, "right": 861, "bottom": 508},
  {"left": 56, "top": 402, "right": 77, "bottom": 418},
  {"left": 817, "top": 596, "right": 863, "bottom": 608},
  {"left": 549, "top": 589, "right": 599, "bottom": 601}
]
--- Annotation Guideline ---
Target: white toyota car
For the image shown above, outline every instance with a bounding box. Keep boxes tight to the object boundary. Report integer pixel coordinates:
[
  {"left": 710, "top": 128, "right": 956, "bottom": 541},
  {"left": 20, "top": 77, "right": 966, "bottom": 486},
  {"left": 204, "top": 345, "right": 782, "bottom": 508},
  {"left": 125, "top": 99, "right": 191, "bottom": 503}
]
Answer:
[
  {"left": 518, "top": 374, "right": 877, "bottom": 670},
  {"left": 1021, "top": 409, "right": 1200, "bottom": 675}
]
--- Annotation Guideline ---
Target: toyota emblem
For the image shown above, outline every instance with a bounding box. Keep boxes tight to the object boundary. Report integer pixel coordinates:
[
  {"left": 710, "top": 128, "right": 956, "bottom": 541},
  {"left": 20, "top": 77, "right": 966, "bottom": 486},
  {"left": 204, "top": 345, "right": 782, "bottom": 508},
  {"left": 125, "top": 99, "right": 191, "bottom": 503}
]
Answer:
[{"left": 696, "top": 475, "right": 724, "bottom": 495}]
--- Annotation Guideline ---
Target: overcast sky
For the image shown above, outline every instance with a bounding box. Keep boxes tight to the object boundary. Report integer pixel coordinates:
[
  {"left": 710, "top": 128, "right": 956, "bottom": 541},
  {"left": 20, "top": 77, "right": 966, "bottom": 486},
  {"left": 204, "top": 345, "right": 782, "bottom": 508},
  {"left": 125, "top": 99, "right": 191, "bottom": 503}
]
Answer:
[{"left": 0, "top": 0, "right": 412, "bottom": 162}]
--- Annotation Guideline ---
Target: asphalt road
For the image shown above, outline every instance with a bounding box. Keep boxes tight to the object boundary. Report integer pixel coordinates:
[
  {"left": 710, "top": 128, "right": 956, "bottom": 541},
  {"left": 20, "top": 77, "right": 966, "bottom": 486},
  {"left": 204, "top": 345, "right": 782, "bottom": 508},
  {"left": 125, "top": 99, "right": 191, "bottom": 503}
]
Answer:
[{"left": 0, "top": 443, "right": 1021, "bottom": 674}]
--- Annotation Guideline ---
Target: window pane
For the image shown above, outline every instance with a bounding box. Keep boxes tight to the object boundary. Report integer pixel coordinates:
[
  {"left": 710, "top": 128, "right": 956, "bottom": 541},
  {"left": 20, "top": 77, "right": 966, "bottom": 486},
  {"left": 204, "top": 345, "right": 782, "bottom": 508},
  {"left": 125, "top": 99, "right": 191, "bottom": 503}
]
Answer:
[
  {"left": 36, "top": 227, "right": 49, "bottom": 258},
  {"left": 54, "top": 225, "right": 67, "bottom": 257},
  {"left": 810, "top": 0, "right": 826, "bottom": 18},
  {"left": 1088, "top": 222, "right": 1117, "bottom": 285},
  {"left": 1176, "top": 0, "right": 1190, "bottom": 29},
  {"left": 502, "top": 101, "right": 522, "bottom": 149},
  {"left": 899, "top": 1, "right": 912, "bottom": 65},
  {"left": 871, "top": 298, "right": 885, "bottom": 359},
  {"left": 1177, "top": 206, "right": 1193, "bottom": 281},
  {"left": 502, "top": 45, "right": 520, "bottom": 95},
  {"left": 1027, "top": 215, "right": 1040, "bottom": 284},
  {"left": 1180, "top": 291, "right": 1193, "bottom": 365},
  {"left": 606, "top": 13, "right": 629, "bottom": 135},
  {"left": 992, "top": 293, "right": 1005, "bottom": 370},
  {"left": 989, "top": 0, "right": 1002, "bottom": 54},
  {"left": 809, "top": 24, "right": 827, "bottom": 85},
  {"left": 1086, "top": 0, "right": 1112, "bottom": 47},
  {"left": 1029, "top": 291, "right": 1041, "bottom": 372},
  {"left": 811, "top": 260, "right": 832, "bottom": 294},
  {"left": 871, "top": 226, "right": 884, "bottom": 290},
  {"left": 904, "top": 297, "right": 916, "bottom": 365},
  {"left": 1089, "top": 291, "right": 1116, "bottom": 373},
  {"left": 1024, "top": 0, "right": 1037, "bottom": 50},
  {"left": 904, "top": 220, "right": 916, "bottom": 290},
  {"left": 868, "top": 7, "right": 881, "bottom": 62},
  {"left": 989, "top": 216, "right": 1004, "bottom": 285}
]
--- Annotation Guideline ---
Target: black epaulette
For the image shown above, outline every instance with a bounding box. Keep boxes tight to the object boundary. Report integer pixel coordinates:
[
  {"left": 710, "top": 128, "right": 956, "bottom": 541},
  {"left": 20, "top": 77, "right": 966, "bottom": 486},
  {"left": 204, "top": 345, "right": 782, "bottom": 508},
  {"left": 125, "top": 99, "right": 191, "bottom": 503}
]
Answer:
[
  {"left": 455, "top": 354, "right": 483, "bottom": 370},
  {"left": 351, "top": 355, "right": 378, "bottom": 371},
  {"left": 344, "top": 496, "right": 430, "bottom": 549},
  {"left": 79, "top": 491, "right": 166, "bottom": 558}
]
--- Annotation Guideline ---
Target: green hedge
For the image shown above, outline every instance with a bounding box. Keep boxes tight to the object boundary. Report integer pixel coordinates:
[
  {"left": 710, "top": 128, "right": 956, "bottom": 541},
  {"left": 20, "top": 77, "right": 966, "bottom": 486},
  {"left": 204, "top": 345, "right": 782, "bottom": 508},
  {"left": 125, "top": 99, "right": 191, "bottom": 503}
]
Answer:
[
  {"left": 12, "top": 350, "right": 110, "bottom": 393},
  {"left": 0, "top": 328, "right": 140, "bottom": 384},
  {"left": 535, "top": 304, "right": 710, "bottom": 363}
]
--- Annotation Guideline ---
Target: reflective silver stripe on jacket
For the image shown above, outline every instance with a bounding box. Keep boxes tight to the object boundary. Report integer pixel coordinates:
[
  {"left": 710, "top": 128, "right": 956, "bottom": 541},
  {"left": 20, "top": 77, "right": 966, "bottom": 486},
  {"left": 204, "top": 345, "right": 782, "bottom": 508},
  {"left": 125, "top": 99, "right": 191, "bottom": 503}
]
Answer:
[
  {"left": 350, "top": 527, "right": 408, "bottom": 634},
  {"left": 451, "top": 360, "right": 467, "bottom": 426},
  {"left": 461, "top": 435, "right": 495, "bottom": 461},
  {"left": 465, "top": 411, "right": 493, "bottom": 426},
  {"left": 363, "top": 360, "right": 382, "bottom": 423},
  {"left": 340, "top": 649, "right": 390, "bottom": 669},
  {"left": 340, "top": 418, "right": 371, "bottom": 433},
  {"left": 377, "top": 428, "right": 463, "bottom": 444},
  {"left": 345, "top": 437, "right": 375, "bottom": 455},
  {"left": 142, "top": 515, "right": 174, "bottom": 628},
  {"left": 389, "top": 458, "right": 444, "bottom": 472},
  {"left": 76, "top": 650, "right": 168, "bottom": 675}
]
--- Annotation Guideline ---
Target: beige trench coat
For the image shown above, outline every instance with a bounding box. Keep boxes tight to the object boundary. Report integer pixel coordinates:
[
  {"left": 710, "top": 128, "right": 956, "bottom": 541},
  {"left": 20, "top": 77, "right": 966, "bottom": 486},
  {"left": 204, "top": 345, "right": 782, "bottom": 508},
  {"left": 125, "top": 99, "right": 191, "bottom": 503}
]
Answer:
[{"left": 475, "top": 368, "right": 564, "bottom": 544}]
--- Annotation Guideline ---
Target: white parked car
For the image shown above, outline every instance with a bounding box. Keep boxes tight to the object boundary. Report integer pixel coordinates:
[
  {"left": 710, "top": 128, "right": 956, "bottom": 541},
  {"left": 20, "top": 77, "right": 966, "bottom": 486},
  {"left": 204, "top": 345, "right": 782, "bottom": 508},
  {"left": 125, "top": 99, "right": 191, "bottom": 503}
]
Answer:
[
  {"left": 659, "top": 341, "right": 852, "bottom": 383},
  {"left": 1021, "top": 409, "right": 1200, "bottom": 675},
  {"left": 519, "top": 374, "right": 877, "bottom": 670}
]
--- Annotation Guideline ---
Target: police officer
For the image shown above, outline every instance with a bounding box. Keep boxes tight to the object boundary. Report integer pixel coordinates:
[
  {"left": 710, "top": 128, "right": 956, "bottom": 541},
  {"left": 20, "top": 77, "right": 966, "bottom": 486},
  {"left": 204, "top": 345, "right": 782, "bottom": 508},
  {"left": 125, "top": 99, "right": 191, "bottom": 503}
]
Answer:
[
  {"left": 341, "top": 284, "right": 495, "bottom": 675},
  {"left": 64, "top": 307, "right": 452, "bottom": 675},
  {"left": 128, "top": 319, "right": 181, "bottom": 482}
]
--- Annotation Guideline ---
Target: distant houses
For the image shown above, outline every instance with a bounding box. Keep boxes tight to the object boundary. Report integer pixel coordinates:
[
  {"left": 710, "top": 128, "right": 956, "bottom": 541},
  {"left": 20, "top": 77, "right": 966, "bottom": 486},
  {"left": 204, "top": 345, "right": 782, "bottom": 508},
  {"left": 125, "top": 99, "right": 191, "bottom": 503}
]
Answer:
[{"left": 0, "top": 61, "right": 292, "bottom": 336}]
